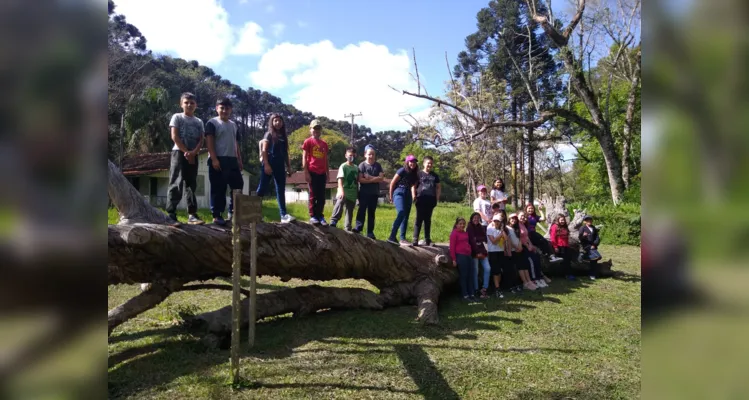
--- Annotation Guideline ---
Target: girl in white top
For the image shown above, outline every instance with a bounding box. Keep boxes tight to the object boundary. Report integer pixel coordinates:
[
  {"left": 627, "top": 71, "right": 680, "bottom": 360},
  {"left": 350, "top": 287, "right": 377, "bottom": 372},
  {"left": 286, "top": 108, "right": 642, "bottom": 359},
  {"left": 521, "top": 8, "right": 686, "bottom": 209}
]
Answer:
[
  {"left": 473, "top": 185, "right": 492, "bottom": 226},
  {"left": 490, "top": 178, "right": 509, "bottom": 211}
]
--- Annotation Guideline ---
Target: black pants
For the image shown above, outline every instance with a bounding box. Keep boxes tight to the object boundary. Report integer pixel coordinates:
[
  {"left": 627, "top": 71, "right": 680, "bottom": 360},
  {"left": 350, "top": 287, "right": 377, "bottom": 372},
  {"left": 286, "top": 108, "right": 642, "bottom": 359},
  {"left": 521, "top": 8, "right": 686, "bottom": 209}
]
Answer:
[
  {"left": 166, "top": 150, "right": 198, "bottom": 215},
  {"left": 529, "top": 230, "right": 554, "bottom": 255},
  {"left": 582, "top": 245, "right": 600, "bottom": 277},
  {"left": 555, "top": 246, "right": 576, "bottom": 276},
  {"left": 355, "top": 193, "right": 379, "bottom": 236},
  {"left": 208, "top": 157, "right": 244, "bottom": 218},
  {"left": 488, "top": 252, "right": 509, "bottom": 290},
  {"left": 308, "top": 171, "right": 326, "bottom": 218},
  {"left": 413, "top": 196, "right": 437, "bottom": 242},
  {"left": 499, "top": 252, "right": 521, "bottom": 291}
]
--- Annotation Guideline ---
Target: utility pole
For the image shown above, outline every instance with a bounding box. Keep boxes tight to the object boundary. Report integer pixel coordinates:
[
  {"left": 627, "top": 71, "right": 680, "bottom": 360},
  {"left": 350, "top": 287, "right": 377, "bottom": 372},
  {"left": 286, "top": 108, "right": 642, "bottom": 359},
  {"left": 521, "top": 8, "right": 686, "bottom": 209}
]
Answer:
[{"left": 343, "top": 112, "right": 362, "bottom": 145}]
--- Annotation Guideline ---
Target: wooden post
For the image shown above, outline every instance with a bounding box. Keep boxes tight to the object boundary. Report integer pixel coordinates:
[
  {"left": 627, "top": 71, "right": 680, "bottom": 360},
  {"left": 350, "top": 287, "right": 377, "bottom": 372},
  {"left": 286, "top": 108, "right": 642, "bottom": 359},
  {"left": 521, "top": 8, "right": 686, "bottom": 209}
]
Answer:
[
  {"left": 249, "top": 220, "right": 257, "bottom": 347},
  {"left": 230, "top": 190, "right": 242, "bottom": 384}
]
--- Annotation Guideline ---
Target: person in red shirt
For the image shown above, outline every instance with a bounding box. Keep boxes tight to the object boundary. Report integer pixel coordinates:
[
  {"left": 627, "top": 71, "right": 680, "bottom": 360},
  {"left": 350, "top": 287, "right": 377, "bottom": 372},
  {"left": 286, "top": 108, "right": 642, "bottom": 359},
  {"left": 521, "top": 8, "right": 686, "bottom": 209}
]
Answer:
[
  {"left": 450, "top": 217, "right": 476, "bottom": 301},
  {"left": 302, "top": 119, "right": 330, "bottom": 225},
  {"left": 549, "top": 214, "right": 576, "bottom": 280}
]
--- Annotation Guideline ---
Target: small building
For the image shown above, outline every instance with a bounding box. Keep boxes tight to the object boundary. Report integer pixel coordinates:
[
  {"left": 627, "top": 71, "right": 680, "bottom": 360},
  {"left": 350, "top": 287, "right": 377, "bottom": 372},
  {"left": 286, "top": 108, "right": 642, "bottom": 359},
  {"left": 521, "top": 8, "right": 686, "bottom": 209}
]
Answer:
[
  {"left": 121, "top": 150, "right": 252, "bottom": 210},
  {"left": 284, "top": 169, "right": 392, "bottom": 204}
]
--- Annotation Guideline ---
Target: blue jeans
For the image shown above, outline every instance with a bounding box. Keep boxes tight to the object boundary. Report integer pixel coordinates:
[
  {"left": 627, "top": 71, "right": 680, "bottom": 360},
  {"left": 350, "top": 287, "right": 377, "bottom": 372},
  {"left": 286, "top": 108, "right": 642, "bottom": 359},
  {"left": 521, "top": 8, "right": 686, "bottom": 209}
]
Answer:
[
  {"left": 473, "top": 257, "right": 491, "bottom": 290},
  {"left": 456, "top": 254, "right": 476, "bottom": 297},
  {"left": 388, "top": 188, "right": 412, "bottom": 241},
  {"left": 256, "top": 160, "right": 287, "bottom": 217}
]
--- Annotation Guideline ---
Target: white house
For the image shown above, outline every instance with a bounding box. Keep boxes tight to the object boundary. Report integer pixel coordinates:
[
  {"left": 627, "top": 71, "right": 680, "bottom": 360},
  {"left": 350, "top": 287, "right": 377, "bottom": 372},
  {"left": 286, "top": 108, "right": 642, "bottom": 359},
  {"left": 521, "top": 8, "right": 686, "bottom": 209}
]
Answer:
[
  {"left": 121, "top": 150, "right": 251, "bottom": 210},
  {"left": 284, "top": 169, "right": 391, "bottom": 204}
]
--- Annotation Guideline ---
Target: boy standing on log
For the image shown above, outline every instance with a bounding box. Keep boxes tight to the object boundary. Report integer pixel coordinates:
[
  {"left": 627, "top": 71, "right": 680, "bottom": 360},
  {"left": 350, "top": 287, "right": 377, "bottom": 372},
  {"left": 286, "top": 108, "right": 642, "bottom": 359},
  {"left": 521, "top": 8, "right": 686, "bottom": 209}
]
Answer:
[
  {"left": 329, "top": 147, "right": 359, "bottom": 230},
  {"left": 302, "top": 119, "right": 329, "bottom": 225},
  {"left": 166, "top": 92, "right": 205, "bottom": 226},
  {"left": 205, "top": 98, "right": 244, "bottom": 226}
]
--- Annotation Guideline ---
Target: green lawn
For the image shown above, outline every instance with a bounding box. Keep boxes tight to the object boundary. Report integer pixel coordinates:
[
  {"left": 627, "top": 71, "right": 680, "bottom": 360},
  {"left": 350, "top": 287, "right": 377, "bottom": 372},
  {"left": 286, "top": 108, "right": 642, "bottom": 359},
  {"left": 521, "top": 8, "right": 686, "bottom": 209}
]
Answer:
[
  {"left": 108, "top": 244, "right": 641, "bottom": 399},
  {"left": 108, "top": 201, "right": 523, "bottom": 243}
]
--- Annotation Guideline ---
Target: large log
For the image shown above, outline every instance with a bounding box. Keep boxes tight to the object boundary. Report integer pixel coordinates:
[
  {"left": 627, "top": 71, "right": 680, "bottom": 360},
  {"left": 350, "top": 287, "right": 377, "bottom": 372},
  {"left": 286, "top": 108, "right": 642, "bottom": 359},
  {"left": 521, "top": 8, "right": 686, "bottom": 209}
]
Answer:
[{"left": 107, "top": 160, "right": 456, "bottom": 334}]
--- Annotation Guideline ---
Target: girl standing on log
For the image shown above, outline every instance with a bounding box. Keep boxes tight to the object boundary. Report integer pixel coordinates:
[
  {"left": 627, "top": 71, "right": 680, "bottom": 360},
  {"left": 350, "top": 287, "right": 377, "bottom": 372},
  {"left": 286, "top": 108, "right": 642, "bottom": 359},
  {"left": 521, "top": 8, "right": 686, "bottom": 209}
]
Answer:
[
  {"left": 550, "top": 214, "right": 576, "bottom": 281},
  {"left": 509, "top": 213, "right": 538, "bottom": 291},
  {"left": 387, "top": 155, "right": 419, "bottom": 246},
  {"left": 257, "top": 113, "right": 295, "bottom": 223},
  {"left": 519, "top": 211, "right": 551, "bottom": 288},
  {"left": 450, "top": 217, "right": 476, "bottom": 302},
  {"left": 473, "top": 185, "right": 493, "bottom": 226},
  {"left": 467, "top": 212, "right": 490, "bottom": 299},
  {"left": 490, "top": 179, "right": 509, "bottom": 211}
]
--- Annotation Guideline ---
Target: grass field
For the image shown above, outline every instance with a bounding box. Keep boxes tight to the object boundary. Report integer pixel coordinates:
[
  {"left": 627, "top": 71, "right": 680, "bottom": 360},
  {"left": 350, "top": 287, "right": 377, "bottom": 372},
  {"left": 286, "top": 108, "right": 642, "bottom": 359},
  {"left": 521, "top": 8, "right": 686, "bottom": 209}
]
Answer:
[
  {"left": 108, "top": 244, "right": 641, "bottom": 399},
  {"left": 108, "top": 201, "right": 515, "bottom": 242}
]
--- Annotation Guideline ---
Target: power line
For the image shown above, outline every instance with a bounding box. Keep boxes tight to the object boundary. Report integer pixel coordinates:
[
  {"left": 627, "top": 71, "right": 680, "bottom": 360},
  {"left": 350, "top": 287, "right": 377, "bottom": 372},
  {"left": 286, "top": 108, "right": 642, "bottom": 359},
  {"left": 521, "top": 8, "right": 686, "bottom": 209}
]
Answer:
[{"left": 344, "top": 112, "right": 362, "bottom": 145}]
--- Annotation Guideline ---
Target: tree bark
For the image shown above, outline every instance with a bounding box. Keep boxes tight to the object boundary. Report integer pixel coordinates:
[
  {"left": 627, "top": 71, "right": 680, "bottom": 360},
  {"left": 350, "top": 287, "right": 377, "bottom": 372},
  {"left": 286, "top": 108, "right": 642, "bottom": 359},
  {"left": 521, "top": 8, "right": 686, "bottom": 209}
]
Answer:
[
  {"left": 528, "top": 127, "right": 535, "bottom": 204},
  {"left": 622, "top": 49, "right": 641, "bottom": 189}
]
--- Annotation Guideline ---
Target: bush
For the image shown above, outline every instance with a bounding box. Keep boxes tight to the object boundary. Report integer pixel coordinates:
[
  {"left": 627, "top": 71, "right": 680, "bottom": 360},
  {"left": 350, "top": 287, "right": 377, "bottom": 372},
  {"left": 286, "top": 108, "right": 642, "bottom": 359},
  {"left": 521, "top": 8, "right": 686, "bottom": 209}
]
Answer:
[{"left": 567, "top": 201, "right": 641, "bottom": 246}]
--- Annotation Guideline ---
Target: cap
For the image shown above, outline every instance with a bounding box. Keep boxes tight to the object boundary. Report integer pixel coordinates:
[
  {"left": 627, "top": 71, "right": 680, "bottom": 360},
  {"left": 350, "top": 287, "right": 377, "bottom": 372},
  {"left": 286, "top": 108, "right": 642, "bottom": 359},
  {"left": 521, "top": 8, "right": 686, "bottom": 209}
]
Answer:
[
  {"left": 492, "top": 213, "right": 502, "bottom": 221},
  {"left": 476, "top": 185, "right": 487, "bottom": 192},
  {"left": 583, "top": 215, "right": 593, "bottom": 221},
  {"left": 310, "top": 119, "right": 321, "bottom": 128},
  {"left": 405, "top": 154, "right": 418, "bottom": 163},
  {"left": 365, "top": 144, "right": 376, "bottom": 152},
  {"left": 508, "top": 213, "right": 518, "bottom": 219}
]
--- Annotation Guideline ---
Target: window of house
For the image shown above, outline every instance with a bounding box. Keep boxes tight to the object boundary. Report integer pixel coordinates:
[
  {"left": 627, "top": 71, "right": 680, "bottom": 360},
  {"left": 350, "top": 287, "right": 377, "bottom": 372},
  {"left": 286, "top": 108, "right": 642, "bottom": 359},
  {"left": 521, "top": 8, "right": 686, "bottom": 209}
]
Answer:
[
  {"left": 149, "top": 177, "right": 158, "bottom": 196},
  {"left": 131, "top": 177, "right": 140, "bottom": 191}
]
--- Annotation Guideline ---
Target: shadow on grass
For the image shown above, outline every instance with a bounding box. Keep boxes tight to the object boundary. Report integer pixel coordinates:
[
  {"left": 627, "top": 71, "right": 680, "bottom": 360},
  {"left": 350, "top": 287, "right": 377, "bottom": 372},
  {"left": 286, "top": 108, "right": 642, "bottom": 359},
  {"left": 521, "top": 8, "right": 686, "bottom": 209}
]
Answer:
[
  {"left": 611, "top": 271, "right": 642, "bottom": 283},
  {"left": 109, "top": 273, "right": 602, "bottom": 398}
]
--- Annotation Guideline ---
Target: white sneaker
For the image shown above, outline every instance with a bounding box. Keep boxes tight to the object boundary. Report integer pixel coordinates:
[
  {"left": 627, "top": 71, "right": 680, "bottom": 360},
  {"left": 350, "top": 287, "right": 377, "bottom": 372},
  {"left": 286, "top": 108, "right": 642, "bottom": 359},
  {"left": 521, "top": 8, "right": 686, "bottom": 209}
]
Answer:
[
  {"left": 524, "top": 282, "right": 538, "bottom": 291},
  {"left": 309, "top": 216, "right": 320, "bottom": 225},
  {"left": 549, "top": 255, "right": 563, "bottom": 263},
  {"left": 589, "top": 276, "right": 596, "bottom": 281},
  {"left": 536, "top": 280, "right": 547, "bottom": 288},
  {"left": 281, "top": 214, "right": 296, "bottom": 223}
]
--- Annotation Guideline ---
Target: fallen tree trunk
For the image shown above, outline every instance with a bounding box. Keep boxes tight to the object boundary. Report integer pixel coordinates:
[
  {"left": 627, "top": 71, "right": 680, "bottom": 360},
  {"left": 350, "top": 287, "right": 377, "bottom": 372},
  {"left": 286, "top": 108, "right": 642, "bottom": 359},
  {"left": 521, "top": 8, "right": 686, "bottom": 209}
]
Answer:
[{"left": 107, "top": 160, "right": 457, "bottom": 334}]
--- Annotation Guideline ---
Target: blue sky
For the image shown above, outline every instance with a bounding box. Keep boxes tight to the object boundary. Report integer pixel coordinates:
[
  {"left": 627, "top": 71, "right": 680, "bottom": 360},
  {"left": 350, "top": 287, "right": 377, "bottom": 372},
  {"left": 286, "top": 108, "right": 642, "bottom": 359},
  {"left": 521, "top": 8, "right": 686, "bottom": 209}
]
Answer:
[{"left": 115, "top": 0, "right": 501, "bottom": 132}]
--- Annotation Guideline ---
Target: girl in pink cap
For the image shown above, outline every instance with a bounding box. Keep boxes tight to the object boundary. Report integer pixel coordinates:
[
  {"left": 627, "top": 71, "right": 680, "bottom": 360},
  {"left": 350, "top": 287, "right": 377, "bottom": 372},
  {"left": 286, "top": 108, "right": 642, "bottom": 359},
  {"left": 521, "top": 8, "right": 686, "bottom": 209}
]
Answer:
[{"left": 472, "top": 185, "right": 492, "bottom": 226}]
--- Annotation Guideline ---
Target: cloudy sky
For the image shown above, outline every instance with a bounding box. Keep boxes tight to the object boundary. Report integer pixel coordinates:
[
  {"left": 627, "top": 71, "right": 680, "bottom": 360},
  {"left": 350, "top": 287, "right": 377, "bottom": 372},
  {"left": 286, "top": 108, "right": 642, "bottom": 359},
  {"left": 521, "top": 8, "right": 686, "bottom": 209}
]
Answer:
[{"left": 113, "top": 0, "right": 493, "bottom": 133}]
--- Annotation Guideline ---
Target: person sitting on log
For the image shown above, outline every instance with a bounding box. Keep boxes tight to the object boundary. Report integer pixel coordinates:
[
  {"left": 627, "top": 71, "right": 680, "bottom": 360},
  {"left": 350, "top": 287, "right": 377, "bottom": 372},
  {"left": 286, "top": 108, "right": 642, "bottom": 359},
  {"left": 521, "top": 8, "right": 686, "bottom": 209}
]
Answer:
[
  {"left": 509, "top": 213, "right": 538, "bottom": 291},
  {"left": 518, "top": 211, "right": 551, "bottom": 288},
  {"left": 550, "top": 214, "right": 577, "bottom": 281},
  {"left": 525, "top": 203, "right": 562, "bottom": 263},
  {"left": 487, "top": 212, "right": 513, "bottom": 299},
  {"left": 578, "top": 215, "right": 602, "bottom": 280},
  {"left": 450, "top": 217, "right": 476, "bottom": 302}
]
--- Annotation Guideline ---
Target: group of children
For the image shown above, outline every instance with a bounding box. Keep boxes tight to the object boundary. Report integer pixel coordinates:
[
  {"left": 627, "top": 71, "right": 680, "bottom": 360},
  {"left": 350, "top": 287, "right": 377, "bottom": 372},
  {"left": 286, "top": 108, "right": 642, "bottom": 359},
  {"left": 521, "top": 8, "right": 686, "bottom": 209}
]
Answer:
[
  {"left": 163, "top": 93, "right": 603, "bottom": 301},
  {"left": 162, "top": 93, "right": 442, "bottom": 246},
  {"left": 451, "top": 188, "right": 603, "bottom": 301}
]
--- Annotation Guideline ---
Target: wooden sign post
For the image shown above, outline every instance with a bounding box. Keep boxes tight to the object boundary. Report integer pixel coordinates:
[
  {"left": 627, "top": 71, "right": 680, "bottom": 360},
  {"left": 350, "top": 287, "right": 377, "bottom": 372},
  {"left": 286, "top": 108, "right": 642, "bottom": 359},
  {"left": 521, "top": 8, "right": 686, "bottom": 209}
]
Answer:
[{"left": 229, "top": 190, "right": 262, "bottom": 384}]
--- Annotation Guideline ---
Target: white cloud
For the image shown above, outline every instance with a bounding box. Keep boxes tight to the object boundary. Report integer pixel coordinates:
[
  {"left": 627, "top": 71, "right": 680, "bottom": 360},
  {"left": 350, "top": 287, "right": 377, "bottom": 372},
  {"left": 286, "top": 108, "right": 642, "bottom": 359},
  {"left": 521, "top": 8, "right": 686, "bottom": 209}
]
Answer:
[
  {"left": 231, "top": 22, "right": 267, "bottom": 55},
  {"left": 115, "top": 0, "right": 268, "bottom": 65},
  {"left": 249, "top": 40, "right": 429, "bottom": 132},
  {"left": 116, "top": 0, "right": 234, "bottom": 66},
  {"left": 270, "top": 23, "right": 285, "bottom": 38}
]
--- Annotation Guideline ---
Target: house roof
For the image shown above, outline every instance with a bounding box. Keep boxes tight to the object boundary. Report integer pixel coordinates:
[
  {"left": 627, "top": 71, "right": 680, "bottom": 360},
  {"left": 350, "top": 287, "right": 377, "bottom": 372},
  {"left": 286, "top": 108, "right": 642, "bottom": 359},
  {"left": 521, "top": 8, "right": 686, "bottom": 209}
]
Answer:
[
  {"left": 121, "top": 150, "right": 208, "bottom": 176},
  {"left": 286, "top": 169, "right": 391, "bottom": 192}
]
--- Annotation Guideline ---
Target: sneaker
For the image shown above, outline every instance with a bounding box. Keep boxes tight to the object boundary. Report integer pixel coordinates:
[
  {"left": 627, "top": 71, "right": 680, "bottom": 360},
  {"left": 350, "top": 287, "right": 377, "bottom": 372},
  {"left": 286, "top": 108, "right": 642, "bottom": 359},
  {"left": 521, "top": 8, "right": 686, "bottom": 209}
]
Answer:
[
  {"left": 352, "top": 228, "right": 361, "bottom": 234},
  {"left": 167, "top": 214, "right": 181, "bottom": 226},
  {"left": 309, "top": 216, "right": 320, "bottom": 225},
  {"left": 319, "top": 217, "right": 328, "bottom": 226},
  {"left": 495, "top": 290, "right": 504, "bottom": 299},
  {"left": 187, "top": 214, "right": 205, "bottom": 225},
  {"left": 549, "top": 255, "right": 563, "bottom": 263},
  {"left": 524, "top": 282, "right": 538, "bottom": 291},
  {"left": 281, "top": 214, "right": 295, "bottom": 223},
  {"left": 412, "top": 240, "right": 419, "bottom": 247},
  {"left": 543, "top": 276, "right": 552, "bottom": 284},
  {"left": 589, "top": 276, "right": 597, "bottom": 281},
  {"left": 462, "top": 295, "right": 471, "bottom": 302},
  {"left": 399, "top": 240, "right": 412, "bottom": 246},
  {"left": 213, "top": 216, "right": 226, "bottom": 226},
  {"left": 566, "top": 275, "right": 576, "bottom": 281},
  {"left": 469, "top": 295, "right": 477, "bottom": 302},
  {"left": 366, "top": 234, "right": 377, "bottom": 240},
  {"left": 480, "top": 288, "right": 489, "bottom": 299},
  {"left": 330, "top": 222, "right": 337, "bottom": 228},
  {"left": 387, "top": 238, "right": 399, "bottom": 245}
]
